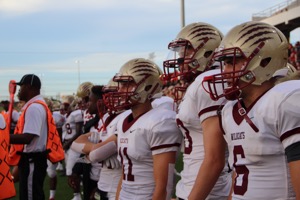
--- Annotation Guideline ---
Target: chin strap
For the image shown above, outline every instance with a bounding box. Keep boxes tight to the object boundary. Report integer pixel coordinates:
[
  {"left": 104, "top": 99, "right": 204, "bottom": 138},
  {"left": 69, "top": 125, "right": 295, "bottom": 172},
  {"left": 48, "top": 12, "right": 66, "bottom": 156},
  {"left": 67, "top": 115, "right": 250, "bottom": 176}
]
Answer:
[{"left": 237, "top": 100, "right": 259, "bottom": 133}]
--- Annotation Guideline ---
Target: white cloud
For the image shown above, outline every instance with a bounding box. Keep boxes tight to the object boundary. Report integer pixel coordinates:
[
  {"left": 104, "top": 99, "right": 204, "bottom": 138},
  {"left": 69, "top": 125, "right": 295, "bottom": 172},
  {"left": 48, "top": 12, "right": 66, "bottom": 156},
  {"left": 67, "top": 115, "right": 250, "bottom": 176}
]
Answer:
[
  {"left": 0, "top": 0, "right": 119, "bottom": 17},
  {"left": 0, "top": 0, "right": 43, "bottom": 16},
  {"left": 0, "top": 0, "right": 177, "bottom": 17}
]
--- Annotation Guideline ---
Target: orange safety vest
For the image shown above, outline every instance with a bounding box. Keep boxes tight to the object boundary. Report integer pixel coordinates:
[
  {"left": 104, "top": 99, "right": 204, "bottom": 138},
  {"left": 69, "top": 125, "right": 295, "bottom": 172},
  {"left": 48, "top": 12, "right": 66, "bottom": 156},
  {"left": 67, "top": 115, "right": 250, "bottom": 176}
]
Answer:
[
  {"left": 1, "top": 110, "right": 9, "bottom": 124},
  {"left": 7, "top": 100, "right": 64, "bottom": 166},
  {"left": 0, "top": 114, "right": 16, "bottom": 199}
]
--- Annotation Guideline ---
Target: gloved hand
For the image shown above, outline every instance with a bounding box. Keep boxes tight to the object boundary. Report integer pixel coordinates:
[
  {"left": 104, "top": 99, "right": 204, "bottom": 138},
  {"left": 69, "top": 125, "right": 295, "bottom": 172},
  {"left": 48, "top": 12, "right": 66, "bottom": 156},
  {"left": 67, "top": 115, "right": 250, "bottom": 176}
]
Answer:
[
  {"left": 104, "top": 154, "right": 121, "bottom": 169},
  {"left": 88, "top": 132, "right": 100, "bottom": 144}
]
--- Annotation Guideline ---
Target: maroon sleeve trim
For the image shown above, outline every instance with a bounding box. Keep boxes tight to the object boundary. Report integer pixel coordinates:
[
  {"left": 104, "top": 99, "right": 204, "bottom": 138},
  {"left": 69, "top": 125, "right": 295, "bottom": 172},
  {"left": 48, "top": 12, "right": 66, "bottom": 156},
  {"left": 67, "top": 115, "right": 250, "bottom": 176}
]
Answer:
[
  {"left": 198, "top": 105, "right": 220, "bottom": 118},
  {"left": 280, "top": 127, "right": 300, "bottom": 142},
  {"left": 150, "top": 143, "right": 181, "bottom": 151}
]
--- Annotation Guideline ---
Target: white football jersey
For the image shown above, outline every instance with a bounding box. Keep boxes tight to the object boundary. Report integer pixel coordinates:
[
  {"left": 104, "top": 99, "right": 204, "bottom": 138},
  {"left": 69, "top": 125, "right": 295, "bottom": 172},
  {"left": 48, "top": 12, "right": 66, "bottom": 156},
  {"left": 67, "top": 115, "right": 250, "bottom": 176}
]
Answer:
[
  {"left": 89, "top": 116, "right": 105, "bottom": 182},
  {"left": 52, "top": 111, "right": 66, "bottom": 129},
  {"left": 117, "top": 108, "right": 182, "bottom": 200},
  {"left": 222, "top": 80, "right": 300, "bottom": 200},
  {"left": 97, "top": 112, "right": 124, "bottom": 195},
  {"left": 62, "top": 109, "right": 83, "bottom": 141},
  {"left": 176, "top": 69, "right": 231, "bottom": 199},
  {"left": 151, "top": 95, "right": 175, "bottom": 111}
]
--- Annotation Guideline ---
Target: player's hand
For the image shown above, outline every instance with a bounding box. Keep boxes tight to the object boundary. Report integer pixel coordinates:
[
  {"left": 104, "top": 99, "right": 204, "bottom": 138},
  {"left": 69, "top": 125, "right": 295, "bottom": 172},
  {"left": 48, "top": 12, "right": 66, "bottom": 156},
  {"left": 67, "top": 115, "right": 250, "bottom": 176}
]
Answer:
[
  {"left": 88, "top": 132, "right": 100, "bottom": 144},
  {"left": 67, "top": 174, "right": 80, "bottom": 190},
  {"left": 105, "top": 154, "right": 121, "bottom": 169}
]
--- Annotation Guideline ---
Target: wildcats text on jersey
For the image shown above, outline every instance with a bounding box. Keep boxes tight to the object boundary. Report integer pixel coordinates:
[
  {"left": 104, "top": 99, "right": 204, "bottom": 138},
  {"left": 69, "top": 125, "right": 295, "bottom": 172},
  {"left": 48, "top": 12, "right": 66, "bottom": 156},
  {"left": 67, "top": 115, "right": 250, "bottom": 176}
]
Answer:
[
  {"left": 120, "top": 138, "right": 128, "bottom": 144},
  {"left": 231, "top": 132, "right": 245, "bottom": 141}
]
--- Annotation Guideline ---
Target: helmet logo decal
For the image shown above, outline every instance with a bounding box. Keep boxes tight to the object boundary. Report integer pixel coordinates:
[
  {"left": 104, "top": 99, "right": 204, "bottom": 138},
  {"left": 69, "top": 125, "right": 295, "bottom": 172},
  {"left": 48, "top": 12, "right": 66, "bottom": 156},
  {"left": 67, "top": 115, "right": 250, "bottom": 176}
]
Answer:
[
  {"left": 189, "top": 25, "right": 219, "bottom": 41},
  {"left": 238, "top": 24, "right": 276, "bottom": 47}
]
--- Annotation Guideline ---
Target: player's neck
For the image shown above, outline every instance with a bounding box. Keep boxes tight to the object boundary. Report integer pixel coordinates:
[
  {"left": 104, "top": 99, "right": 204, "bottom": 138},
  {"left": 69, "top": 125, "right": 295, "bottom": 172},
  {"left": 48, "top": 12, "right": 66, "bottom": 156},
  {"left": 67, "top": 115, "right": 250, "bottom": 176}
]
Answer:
[
  {"left": 131, "top": 100, "right": 152, "bottom": 119},
  {"left": 241, "top": 80, "right": 275, "bottom": 108}
]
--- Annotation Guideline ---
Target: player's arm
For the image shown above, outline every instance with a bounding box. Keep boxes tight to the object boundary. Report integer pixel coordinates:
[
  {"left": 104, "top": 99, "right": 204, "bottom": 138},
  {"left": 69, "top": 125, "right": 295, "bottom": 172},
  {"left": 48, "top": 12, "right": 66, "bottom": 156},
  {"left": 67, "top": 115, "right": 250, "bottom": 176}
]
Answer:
[
  {"left": 188, "top": 115, "right": 227, "bottom": 200},
  {"left": 289, "top": 160, "right": 300, "bottom": 200},
  {"left": 286, "top": 141, "right": 300, "bottom": 199},
  {"left": 88, "top": 134, "right": 118, "bottom": 163},
  {"left": 71, "top": 132, "right": 94, "bottom": 154},
  {"left": 152, "top": 151, "right": 176, "bottom": 200}
]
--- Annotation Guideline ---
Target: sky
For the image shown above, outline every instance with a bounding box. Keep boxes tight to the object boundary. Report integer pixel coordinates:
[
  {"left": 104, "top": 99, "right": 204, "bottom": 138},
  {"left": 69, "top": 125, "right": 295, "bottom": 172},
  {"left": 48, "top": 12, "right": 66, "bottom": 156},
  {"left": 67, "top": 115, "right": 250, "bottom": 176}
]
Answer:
[{"left": 0, "top": 0, "right": 299, "bottom": 100}]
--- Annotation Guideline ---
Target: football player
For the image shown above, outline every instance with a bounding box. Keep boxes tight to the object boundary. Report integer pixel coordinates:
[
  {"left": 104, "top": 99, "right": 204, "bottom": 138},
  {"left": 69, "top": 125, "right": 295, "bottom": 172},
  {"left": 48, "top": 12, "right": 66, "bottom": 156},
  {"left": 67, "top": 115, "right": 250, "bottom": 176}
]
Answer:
[
  {"left": 163, "top": 22, "right": 232, "bottom": 200},
  {"left": 61, "top": 95, "right": 84, "bottom": 200},
  {"left": 76, "top": 81, "right": 94, "bottom": 124},
  {"left": 70, "top": 81, "right": 100, "bottom": 200},
  {"left": 202, "top": 21, "right": 300, "bottom": 199},
  {"left": 103, "top": 58, "right": 182, "bottom": 200},
  {"left": 71, "top": 80, "right": 123, "bottom": 200}
]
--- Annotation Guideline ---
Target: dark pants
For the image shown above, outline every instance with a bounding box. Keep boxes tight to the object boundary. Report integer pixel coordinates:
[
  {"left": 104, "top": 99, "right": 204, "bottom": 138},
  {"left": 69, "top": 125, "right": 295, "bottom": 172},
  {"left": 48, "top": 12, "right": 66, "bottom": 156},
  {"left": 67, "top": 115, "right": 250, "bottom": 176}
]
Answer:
[
  {"left": 73, "top": 162, "right": 97, "bottom": 200},
  {"left": 18, "top": 151, "right": 48, "bottom": 200},
  {"left": 95, "top": 188, "right": 109, "bottom": 200}
]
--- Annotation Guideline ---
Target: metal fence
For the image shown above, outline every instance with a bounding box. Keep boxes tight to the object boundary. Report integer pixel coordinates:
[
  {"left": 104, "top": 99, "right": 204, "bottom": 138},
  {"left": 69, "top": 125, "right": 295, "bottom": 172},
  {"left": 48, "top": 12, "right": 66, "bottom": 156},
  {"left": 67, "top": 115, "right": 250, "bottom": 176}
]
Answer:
[{"left": 252, "top": 0, "right": 300, "bottom": 20}]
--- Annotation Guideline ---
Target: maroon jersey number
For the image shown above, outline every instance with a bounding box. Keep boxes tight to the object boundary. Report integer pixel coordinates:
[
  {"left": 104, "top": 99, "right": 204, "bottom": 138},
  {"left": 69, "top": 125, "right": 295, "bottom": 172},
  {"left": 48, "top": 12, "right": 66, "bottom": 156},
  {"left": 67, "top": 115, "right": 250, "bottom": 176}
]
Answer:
[
  {"left": 176, "top": 118, "right": 192, "bottom": 154},
  {"left": 233, "top": 145, "right": 249, "bottom": 195},
  {"left": 65, "top": 123, "right": 72, "bottom": 134},
  {"left": 119, "top": 147, "right": 134, "bottom": 181}
]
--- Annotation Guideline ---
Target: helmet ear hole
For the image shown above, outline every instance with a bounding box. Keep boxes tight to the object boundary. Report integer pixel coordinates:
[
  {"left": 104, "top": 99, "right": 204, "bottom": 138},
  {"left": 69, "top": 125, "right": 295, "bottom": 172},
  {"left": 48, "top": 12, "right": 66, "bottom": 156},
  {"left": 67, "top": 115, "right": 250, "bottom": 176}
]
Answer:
[
  {"left": 204, "top": 50, "right": 213, "bottom": 58},
  {"left": 145, "top": 85, "right": 152, "bottom": 91},
  {"left": 260, "top": 57, "right": 271, "bottom": 68}
]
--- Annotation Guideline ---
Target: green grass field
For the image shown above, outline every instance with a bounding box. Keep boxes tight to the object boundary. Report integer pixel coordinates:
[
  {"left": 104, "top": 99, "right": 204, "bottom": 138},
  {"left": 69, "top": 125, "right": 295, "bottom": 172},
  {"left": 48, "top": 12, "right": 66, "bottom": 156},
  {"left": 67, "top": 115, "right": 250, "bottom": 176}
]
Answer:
[
  {"left": 11, "top": 174, "right": 74, "bottom": 200},
  {"left": 10, "top": 153, "right": 183, "bottom": 200}
]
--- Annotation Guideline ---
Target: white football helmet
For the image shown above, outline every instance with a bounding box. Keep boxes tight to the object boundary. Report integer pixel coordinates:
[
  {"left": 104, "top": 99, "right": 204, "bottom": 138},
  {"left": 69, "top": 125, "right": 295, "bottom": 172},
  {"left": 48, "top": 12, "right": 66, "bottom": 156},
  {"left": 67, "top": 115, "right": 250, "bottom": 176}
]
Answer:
[
  {"left": 104, "top": 58, "right": 162, "bottom": 112},
  {"left": 61, "top": 95, "right": 75, "bottom": 105},
  {"left": 52, "top": 100, "right": 61, "bottom": 111},
  {"left": 76, "top": 82, "right": 93, "bottom": 98},
  {"left": 163, "top": 22, "right": 223, "bottom": 83},
  {"left": 202, "top": 21, "right": 288, "bottom": 100}
]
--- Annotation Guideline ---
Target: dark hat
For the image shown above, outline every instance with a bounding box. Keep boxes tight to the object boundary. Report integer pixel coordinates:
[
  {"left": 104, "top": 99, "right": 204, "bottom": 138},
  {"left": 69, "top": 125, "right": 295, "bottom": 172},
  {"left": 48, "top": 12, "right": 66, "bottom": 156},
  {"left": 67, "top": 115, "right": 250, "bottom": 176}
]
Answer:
[{"left": 16, "top": 74, "right": 41, "bottom": 89}]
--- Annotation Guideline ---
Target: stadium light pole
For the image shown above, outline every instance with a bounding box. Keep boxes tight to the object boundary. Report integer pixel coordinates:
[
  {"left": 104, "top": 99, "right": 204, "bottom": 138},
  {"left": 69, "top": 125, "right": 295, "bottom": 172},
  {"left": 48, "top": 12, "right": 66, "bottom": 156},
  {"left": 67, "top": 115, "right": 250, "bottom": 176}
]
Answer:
[
  {"left": 181, "top": 0, "right": 185, "bottom": 28},
  {"left": 75, "top": 60, "right": 81, "bottom": 86}
]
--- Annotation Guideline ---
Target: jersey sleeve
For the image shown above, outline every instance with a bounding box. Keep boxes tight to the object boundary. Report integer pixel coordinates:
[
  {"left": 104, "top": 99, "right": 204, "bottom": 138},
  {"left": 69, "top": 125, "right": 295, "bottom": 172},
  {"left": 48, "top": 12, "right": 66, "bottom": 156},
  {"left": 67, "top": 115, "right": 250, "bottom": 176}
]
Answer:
[
  {"left": 149, "top": 115, "right": 182, "bottom": 155},
  {"left": 194, "top": 80, "right": 224, "bottom": 124},
  {"left": 277, "top": 90, "right": 300, "bottom": 149}
]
